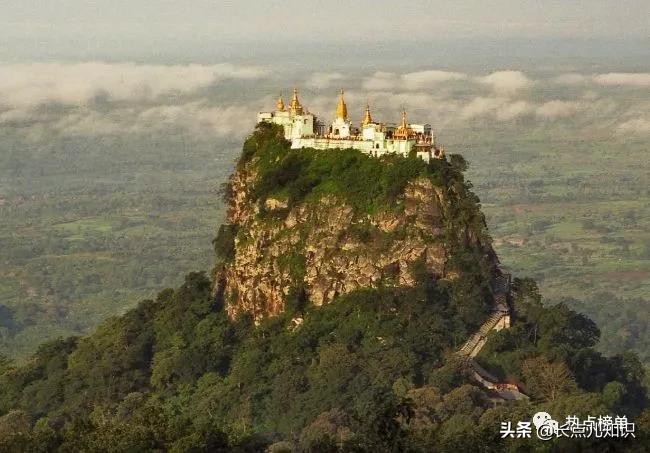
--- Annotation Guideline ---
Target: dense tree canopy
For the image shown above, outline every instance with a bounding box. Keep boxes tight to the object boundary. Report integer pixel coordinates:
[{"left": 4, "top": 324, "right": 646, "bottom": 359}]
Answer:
[{"left": 0, "top": 272, "right": 647, "bottom": 451}]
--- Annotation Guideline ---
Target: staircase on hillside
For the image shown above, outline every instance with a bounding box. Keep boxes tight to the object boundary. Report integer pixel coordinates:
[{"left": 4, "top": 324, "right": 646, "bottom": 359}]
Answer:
[
  {"left": 457, "top": 310, "right": 508, "bottom": 357},
  {"left": 455, "top": 272, "right": 528, "bottom": 400}
]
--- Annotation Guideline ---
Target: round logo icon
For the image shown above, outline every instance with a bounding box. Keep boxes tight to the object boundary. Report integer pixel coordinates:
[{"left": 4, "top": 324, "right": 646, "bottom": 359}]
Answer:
[{"left": 532, "top": 412, "right": 558, "bottom": 441}]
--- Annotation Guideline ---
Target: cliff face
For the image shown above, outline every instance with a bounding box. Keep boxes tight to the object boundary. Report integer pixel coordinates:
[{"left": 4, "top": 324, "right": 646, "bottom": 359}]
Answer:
[{"left": 215, "top": 125, "right": 497, "bottom": 322}]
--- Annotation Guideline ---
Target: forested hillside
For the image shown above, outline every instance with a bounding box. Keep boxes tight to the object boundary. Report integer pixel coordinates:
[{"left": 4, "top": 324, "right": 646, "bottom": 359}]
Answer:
[{"left": 0, "top": 125, "right": 647, "bottom": 451}]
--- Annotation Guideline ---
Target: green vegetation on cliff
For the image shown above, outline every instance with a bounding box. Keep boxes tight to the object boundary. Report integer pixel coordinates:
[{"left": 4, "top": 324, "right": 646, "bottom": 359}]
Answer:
[
  {"left": 0, "top": 125, "right": 648, "bottom": 452},
  {"left": 241, "top": 122, "right": 478, "bottom": 222}
]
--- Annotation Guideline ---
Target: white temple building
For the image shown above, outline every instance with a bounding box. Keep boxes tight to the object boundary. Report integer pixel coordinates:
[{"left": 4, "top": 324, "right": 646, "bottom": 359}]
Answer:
[{"left": 257, "top": 89, "right": 445, "bottom": 162}]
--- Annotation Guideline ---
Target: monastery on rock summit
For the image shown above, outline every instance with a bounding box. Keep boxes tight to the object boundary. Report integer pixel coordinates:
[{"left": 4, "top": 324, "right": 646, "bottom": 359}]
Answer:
[{"left": 257, "top": 88, "right": 445, "bottom": 162}]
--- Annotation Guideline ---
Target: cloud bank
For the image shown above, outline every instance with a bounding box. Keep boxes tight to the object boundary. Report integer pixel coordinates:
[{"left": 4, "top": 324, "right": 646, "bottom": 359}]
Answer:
[
  {"left": 362, "top": 70, "right": 467, "bottom": 91},
  {"left": 0, "top": 62, "right": 267, "bottom": 108},
  {"left": 305, "top": 72, "right": 345, "bottom": 89},
  {"left": 554, "top": 72, "right": 650, "bottom": 88},
  {"left": 476, "top": 71, "right": 532, "bottom": 95},
  {"left": 593, "top": 73, "right": 650, "bottom": 87},
  {"left": 0, "top": 62, "right": 268, "bottom": 138},
  {"left": 1, "top": 63, "right": 648, "bottom": 140}
]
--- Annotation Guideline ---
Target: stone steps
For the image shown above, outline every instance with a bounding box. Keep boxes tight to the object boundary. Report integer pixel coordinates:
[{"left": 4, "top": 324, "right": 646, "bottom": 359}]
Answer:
[
  {"left": 458, "top": 310, "right": 507, "bottom": 356},
  {"left": 454, "top": 271, "right": 528, "bottom": 400}
]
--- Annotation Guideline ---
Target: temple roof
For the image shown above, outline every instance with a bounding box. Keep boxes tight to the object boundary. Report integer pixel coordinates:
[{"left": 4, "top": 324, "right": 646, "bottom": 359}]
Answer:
[{"left": 394, "top": 109, "right": 413, "bottom": 138}]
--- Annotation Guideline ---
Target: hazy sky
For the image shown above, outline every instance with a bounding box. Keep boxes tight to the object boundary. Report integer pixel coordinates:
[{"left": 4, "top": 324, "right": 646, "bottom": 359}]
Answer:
[
  {"left": 1, "top": 0, "right": 649, "bottom": 62},
  {"left": 1, "top": 1, "right": 649, "bottom": 142}
]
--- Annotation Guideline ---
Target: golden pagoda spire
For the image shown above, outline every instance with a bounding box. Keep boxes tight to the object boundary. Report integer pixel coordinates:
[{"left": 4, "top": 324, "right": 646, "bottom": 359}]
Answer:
[
  {"left": 362, "top": 103, "right": 373, "bottom": 125},
  {"left": 276, "top": 92, "right": 285, "bottom": 111},
  {"left": 336, "top": 89, "right": 348, "bottom": 120},
  {"left": 395, "top": 109, "right": 412, "bottom": 138},
  {"left": 289, "top": 87, "right": 303, "bottom": 115}
]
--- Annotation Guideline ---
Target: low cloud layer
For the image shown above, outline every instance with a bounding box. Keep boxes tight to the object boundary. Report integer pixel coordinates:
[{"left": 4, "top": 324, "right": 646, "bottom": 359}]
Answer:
[
  {"left": 305, "top": 72, "right": 345, "bottom": 89},
  {"left": 0, "top": 62, "right": 267, "bottom": 108},
  {"left": 362, "top": 70, "right": 467, "bottom": 91},
  {"left": 361, "top": 69, "right": 533, "bottom": 95},
  {"left": 0, "top": 62, "right": 268, "bottom": 138},
  {"left": 535, "top": 100, "right": 583, "bottom": 119},
  {"left": 594, "top": 73, "right": 650, "bottom": 87},
  {"left": 476, "top": 71, "right": 532, "bottom": 95},
  {"left": 554, "top": 72, "right": 650, "bottom": 88},
  {"left": 1, "top": 63, "right": 648, "bottom": 141},
  {"left": 401, "top": 70, "right": 468, "bottom": 89}
]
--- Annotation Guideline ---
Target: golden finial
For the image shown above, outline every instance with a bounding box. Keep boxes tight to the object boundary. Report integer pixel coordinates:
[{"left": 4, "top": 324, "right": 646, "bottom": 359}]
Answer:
[
  {"left": 336, "top": 88, "right": 348, "bottom": 120},
  {"left": 289, "top": 87, "right": 303, "bottom": 115},
  {"left": 400, "top": 109, "right": 408, "bottom": 128},
  {"left": 362, "top": 103, "right": 373, "bottom": 125},
  {"left": 276, "top": 92, "right": 285, "bottom": 111}
]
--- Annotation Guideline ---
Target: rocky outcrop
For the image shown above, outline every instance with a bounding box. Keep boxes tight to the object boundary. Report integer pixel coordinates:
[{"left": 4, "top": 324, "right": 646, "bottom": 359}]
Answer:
[{"left": 215, "top": 160, "right": 498, "bottom": 323}]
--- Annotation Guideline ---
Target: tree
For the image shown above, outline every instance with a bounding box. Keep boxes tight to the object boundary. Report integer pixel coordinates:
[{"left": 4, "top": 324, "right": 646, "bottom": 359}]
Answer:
[
  {"left": 522, "top": 357, "right": 577, "bottom": 401},
  {"left": 212, "top": 224, "right": 238, "bottom": 262},
  {"left": 602, "top": 381, "right": 626, "bottom": 411},
  {"left": 0, "top": 410, "right": 32, "bottom": 452},
  {"left": 299, "top": 408, "right": 352, "bottom": 452},
  {"left": 449, "top": 154, "right": 468, "bottom": 173}
]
